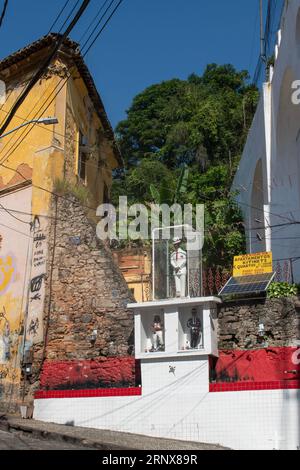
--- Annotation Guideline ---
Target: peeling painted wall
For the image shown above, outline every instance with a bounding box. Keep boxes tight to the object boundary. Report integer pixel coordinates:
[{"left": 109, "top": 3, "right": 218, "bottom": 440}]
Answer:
[{"left": 0, "top": 186, "right": 32, "bottom": 409}]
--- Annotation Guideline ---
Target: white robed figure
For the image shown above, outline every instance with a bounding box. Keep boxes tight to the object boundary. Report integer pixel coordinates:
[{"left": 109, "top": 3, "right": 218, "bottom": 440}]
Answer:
[{"left": 170, "top": 237, "right": 187, "bottom": 297}]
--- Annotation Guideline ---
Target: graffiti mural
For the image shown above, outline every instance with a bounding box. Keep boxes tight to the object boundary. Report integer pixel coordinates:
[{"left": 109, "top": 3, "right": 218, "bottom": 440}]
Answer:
[
  {"left": 0, "top": 310, "right": 11, "bottom": 364},
  {"left": 0, "top": 306, "right": 22, "bottom": 366},
  {"left": 0, "top": 254, "right": 16, "bottom": 294},
  {"left": 0, "top": 185, "right": 33, "bottom": 404},
  {"left": 26, "top": 215, "right": 48, "bottom": 344}
]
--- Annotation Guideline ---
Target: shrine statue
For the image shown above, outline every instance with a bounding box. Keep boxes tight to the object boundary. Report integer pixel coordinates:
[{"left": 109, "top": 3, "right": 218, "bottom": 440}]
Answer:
[
  {"left": 151, "top": 315, "right": 164, "bottom": 352},
  {"left": 170, "top": 237, "right": 187, "bottom": 298},
  {"left": 187, "top": 307, "right": 202, "bottom": 349}
]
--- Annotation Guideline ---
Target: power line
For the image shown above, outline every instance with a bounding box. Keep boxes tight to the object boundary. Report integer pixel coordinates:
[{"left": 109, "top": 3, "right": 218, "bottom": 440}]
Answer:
[
  {"left": 0, "top": 1, "right": 75, "bottom": 146},
  {"left": 0, "top": 71, "right": 75, "bottom": 161},
  {"left": 80, "top": 0, "right": 116, "bottom": 52},
  {"left": 0, "top": 0, "right": 123, "bottom": 164},
  {"left": 2, "top": 156, "right": 298, "bottom": 235},
  {"left": 146, "top": 179, "right": 299, "bottom": 229},
  {"left": 57, "top": 0, "right": 81, "bottom": 34},
  {"left": 248, "top": 0, "right": 260, "bottom": 76},
  {"left": 82, "top": 0, "right": 124, "bottom": 56},
  {"left": 0, "top": 0, "right": 8, "bottom": 29},
  {"left": 0, "top": 204, "right": 68, "bottom": 222},
  {"left": 0, "top": 70, "right": 73, "bottom": 164},
  {"left": 0, "top": 202, "right": 30, "bottom": 224},
  {"left": 0, "top": 161, "right": 98, "bottom": 212},
  {"left": 0, "top": 220, "right": 32, "bottom": 238},
  {"left": 79, "top": 0, "right": 111, "bottom": 42},
  {"left": 47, "top": 0, "right": 72, "bottom": 34},
  {"left": 2, "top": 159, "right": 300, "bottom": 237},
  {"left": 0, "top": 0, "right": 91, "bottom": 137}
]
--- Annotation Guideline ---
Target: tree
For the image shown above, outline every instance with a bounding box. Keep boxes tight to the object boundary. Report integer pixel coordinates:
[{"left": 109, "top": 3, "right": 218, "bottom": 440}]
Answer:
[
  {"left": 112, "top": 64, "right": 258, "bottom": 269},
  {"left": 116, "top": 64, "right": 259, "bottom": 170}
]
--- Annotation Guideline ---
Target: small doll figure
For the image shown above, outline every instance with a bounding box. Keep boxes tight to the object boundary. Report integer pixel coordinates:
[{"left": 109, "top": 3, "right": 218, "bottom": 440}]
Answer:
[{"left": 151, "top": 315, "right": 164, "bottom": 352}]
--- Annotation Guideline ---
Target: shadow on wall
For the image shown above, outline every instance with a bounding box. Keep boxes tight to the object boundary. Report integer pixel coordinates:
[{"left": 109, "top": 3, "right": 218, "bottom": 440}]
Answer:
[
  {"left": 39, "top": 357, "right": 141, "bottom": 390},
  {"left": 209, "top": 348, "right": 300, "bottom": 383}
]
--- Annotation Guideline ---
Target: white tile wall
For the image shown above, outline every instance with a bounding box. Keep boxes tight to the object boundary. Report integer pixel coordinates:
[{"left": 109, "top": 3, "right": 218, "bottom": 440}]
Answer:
[{"left": 34, "top": 355, "right": 300, "bottom": 450}]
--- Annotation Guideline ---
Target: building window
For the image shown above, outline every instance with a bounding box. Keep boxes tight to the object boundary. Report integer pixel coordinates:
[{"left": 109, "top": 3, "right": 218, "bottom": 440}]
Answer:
[{"left": 78, "top": 131, "right": 88, "bottom": 182}]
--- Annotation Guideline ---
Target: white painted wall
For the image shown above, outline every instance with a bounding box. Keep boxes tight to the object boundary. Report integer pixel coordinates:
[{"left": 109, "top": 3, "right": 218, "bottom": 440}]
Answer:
[
  {"left": 132, "top": 297, "right": 220, "bottom": 359},
  {"left": 34, "top": 295, "right": 300, "bottom": 450},
  {"left": 34, "top": 355, "right": 300, "bottom": 450},
  {"left": 232, "top": 0, "right": 300, "bottom": 281}
]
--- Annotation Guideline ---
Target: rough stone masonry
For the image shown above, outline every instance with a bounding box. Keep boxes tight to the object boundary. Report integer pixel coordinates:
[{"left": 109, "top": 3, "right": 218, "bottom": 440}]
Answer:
[
  {"left": 212, "top": 297, "right": 300, "bottom": 384},
  {"left": 217, "top": 297, "right": 300, "bottom": 350},
  {"left": 17, "top": 197, "right": 300, "bottom": 404},
  {"left": 23, "top": 194, "right": 136, "bottom": 402}
]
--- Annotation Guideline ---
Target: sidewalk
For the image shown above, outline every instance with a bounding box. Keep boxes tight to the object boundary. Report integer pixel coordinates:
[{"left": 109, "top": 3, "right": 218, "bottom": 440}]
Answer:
[{"left": 0, "top": 414, "right": 227, "bottom": 450}]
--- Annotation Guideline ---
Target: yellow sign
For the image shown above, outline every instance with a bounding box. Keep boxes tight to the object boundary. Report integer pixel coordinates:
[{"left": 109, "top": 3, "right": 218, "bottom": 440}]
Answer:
[{"left": 233, "top": 252, "right": 273, "bottom": 277}]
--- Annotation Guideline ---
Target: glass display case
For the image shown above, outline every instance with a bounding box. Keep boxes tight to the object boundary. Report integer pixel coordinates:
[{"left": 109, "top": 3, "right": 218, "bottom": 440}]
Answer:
[{"left": 152, "top": 225, "right": 202, "bottom": 300}]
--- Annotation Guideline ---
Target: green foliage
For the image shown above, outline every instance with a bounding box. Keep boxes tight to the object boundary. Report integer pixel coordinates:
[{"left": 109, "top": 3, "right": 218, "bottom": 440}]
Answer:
[
  {"left": 116, "top": 64, "right": 259, "bottom": 169},
  {"left": 112, "top": 64, "right": 258, "bottom": 268},
  {"left": 54, "top": 178, "right": 91, "bottom": 205},
  {"left": 267, "top": 282, "right": 298, "bottom": 299},
  {"left": 149, "top": 166, "right": 189, "bottom": 206},
  {"left": 111, "top": 159, "right": 176, "bottom": 206}
]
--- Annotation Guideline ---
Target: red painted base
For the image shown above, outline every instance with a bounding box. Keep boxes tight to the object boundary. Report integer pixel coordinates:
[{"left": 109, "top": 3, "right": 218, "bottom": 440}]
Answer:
[
  {"left": 210, "top": 379, "right": 300, "bottom": 392},
  {"left": 39, "top": 357, "right": 140, "bottom": 390},
  {"left": 210, "top": 347, "right": 300, "bottom": 392}
]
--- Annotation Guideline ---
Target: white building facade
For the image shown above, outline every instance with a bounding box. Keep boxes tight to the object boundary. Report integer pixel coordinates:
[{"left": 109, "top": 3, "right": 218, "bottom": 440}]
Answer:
[{"left": 233, "top": 0, "right": 300, "bottom": 282}]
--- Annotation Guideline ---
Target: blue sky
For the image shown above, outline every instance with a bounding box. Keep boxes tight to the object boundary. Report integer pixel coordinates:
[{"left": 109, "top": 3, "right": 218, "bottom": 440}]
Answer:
[{"left": 0, "top": 0, "right": 278, "bottom": 128}]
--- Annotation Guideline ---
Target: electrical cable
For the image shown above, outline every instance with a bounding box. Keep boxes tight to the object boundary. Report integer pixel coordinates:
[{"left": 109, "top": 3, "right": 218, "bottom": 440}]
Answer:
[
  {"left": 0, "top": 220, "right": 32, "bottom": 238},
  {"left": 82, "top": 0, "right": 123, "bottom": 56},
  {"left": 0, "top": 0, "right": 77, "bottom": 149},
  {"left": 0, "top": 202, "right": 30, "bottom": 224},
  {"left": 0, "top": 0, "right": 91, "bottom": 137},
  {"left": 80, "top": 0, "right": 116, "bottom": 52},
  {"left": 0, "top": 0, "right": 123, "bottom": 164},
  {"left": 79, "top": 0, "right": 111, "bottom": 42},
  {"left": 0, "top": 0, "right": 8, "bottom": 29},
  {"left": 0, "top": 2, "right": 114, "bottom": 158},
  {"left": 47, "top": 0, "right": 72, "bottom": 34},
  {"left": 57, "top": 0, "right": 80, "bottom": 34},
  {"left": 248, "top": 0, "right": 260, "bottom": 77}
]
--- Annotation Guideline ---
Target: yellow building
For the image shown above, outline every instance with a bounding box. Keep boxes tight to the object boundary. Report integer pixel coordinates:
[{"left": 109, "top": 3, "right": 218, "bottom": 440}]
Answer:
[
  {"left": 113, "top": 247, "right": 152, "bottom": 302},
  {"left": 0, "top": 33, "right": 123, "bottom": 410}
]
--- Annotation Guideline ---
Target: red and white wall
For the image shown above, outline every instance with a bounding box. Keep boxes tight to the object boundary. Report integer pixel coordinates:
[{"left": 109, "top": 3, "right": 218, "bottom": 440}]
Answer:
[{"left": 34, "top": 347, "right": 300, "bottom": 450}]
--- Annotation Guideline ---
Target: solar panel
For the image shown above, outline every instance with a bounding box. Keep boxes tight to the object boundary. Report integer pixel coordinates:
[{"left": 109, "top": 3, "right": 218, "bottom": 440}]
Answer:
[{"left": 218, "top": 272, "right": 275, "bottom": 297}]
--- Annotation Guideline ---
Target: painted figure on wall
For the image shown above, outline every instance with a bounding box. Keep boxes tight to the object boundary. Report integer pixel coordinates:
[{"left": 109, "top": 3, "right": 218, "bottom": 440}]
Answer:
[
  {"left": 0, "top": 255, "right": 15, "bottom": 294},
  {"left": 0, "top": 320, "right": 11, "bottom": 364},
  {"left": 170, "top": 237, "right": 187, "bottom": 298}
]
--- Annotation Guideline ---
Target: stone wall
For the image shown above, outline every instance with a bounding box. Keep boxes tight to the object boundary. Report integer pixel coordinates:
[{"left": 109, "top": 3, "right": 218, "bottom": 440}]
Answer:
[
  {"left": 213, "top": 297, "right": 300, "bottom": 384},
  {"left": 217, "top": 297, "right": 300, "bottom": 350},
  {"left": 24, "top": 194, "right": 135, "bottom": 401}
]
